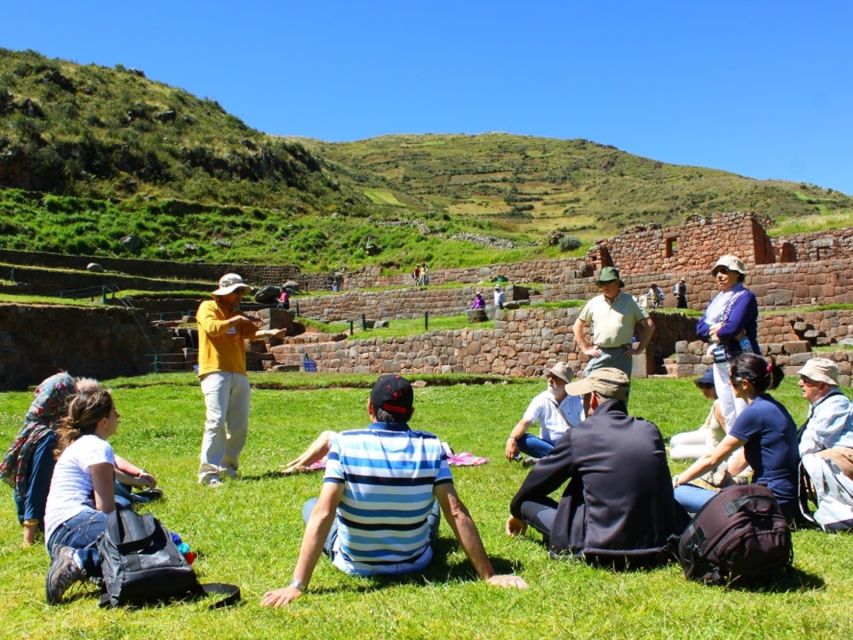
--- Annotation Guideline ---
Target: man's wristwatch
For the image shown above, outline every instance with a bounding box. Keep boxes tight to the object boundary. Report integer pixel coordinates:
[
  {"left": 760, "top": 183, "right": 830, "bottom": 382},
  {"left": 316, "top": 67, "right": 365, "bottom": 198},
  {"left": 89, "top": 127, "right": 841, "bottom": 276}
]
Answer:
[{"left": 288, "top": 579, "right": 306, "bottom": 592}]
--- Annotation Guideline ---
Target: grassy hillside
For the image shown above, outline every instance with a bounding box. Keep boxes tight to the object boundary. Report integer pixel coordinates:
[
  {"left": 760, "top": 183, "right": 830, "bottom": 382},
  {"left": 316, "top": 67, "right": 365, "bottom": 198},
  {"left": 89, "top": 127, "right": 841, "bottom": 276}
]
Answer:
[
  {"left": 1, "top": 48, "right": 850, "bottom": 271},
  {"left": 315, "top": 134, "right": 853, "bottom": 239},
  {"left": 0, "top": 48, "right": 358, "bottom": 210},
  {"left": 0, "top": 49, "right": 539, "bottom": 268}
]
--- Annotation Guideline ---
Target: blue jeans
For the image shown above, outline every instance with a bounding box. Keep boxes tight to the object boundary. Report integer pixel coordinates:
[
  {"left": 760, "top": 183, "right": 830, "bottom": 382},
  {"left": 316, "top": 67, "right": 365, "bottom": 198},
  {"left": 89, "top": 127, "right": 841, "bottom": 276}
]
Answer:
[
  {"left": 517, "top": 434, "right": 555, "bottom": 459},
  {"left": 673, "top": 484, "right": 717, "bottom": 514},
  {"left": 16, "top": 432, "right": 57, "bottom": 525},
  {"left": 302, "top": 498, "right": 441, "bottom": 559},
  {"left": 46, "top": 509, "right": 106, "bottom": 576}
]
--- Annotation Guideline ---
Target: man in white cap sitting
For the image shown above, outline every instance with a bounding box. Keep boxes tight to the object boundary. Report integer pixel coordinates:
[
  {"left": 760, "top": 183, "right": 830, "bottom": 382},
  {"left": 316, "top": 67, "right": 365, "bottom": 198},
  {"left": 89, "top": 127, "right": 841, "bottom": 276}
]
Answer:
[
  {"left": 196, "top": 273, "right": 286, "bottom": 487},
  {"left": 505, "top": 363, "right": 583, "bottom": 463},
  {"left": 506, "top": 367, "right": 685, "bottom": 567},
  {"left": 797, "top": 357, "right": 853, "bottom": 531}
]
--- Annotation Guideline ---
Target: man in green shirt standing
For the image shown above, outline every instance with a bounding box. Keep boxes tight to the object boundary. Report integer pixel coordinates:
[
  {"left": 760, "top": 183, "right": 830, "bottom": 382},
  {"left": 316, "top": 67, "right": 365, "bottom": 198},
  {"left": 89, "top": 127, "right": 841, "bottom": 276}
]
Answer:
[{"left": 573, "top": 266, "right": 654, "bottom": 384}]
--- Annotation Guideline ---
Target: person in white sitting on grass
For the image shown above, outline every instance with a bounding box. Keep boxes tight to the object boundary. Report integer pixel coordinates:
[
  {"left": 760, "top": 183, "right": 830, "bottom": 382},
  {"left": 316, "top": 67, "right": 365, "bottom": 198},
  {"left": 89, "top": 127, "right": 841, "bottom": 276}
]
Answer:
[
  {"left": 505, "top": 363, "right": 583, "bottom": 464},
  {"left": 797, "top": 357, "right": 853, "bottom": 531}
]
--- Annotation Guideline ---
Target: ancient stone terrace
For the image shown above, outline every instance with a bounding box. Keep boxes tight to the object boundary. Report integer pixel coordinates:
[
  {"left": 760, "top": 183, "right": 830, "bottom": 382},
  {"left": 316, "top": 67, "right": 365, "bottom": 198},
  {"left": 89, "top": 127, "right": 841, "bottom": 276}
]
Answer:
[{"left": 2, "top": 211, "right": 851, "bottom": 390}]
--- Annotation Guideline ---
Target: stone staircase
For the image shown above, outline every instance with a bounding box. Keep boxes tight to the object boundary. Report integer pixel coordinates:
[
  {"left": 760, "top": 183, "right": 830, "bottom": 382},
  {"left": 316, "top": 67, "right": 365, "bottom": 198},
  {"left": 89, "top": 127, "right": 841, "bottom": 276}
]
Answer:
[{"left": 791, "top": 317, "right": 831, "bottom": 347}]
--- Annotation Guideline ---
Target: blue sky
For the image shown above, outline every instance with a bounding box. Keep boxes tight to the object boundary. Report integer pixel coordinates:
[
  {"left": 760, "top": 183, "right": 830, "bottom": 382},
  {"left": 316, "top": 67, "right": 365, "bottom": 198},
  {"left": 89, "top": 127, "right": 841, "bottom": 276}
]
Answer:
[{"left": 2, "top": 1, "right": 852, "bottom": 193}]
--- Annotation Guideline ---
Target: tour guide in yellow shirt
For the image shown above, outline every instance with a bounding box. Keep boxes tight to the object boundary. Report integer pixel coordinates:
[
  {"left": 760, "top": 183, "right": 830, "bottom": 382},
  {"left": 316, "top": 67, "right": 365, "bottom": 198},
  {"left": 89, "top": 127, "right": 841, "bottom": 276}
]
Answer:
[
  {"left": 573, "top": 266, "right": 654, "bottom": 382},
  {"left": 196, "top": 273, "right": 286, "bottom": 487}
]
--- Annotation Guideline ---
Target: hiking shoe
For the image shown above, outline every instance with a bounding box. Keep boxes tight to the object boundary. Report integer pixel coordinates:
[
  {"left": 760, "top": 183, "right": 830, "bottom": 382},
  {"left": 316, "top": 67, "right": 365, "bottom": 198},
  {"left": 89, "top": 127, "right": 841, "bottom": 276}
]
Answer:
[
  {"left": 206, "top": 477, "right": 223, "bottom": 488},
  {"left": 46, "top": 546, "right": 84, "bottom": 605},
  {"left": 521, "top": 457, "right": 538, "bottom": 468}
]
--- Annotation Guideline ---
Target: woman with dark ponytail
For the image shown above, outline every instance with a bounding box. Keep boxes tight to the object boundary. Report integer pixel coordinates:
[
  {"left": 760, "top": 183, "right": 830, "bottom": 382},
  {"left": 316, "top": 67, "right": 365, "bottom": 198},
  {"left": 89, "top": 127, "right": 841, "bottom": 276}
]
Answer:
[
  {"left": 671, "top": 353, "right": 800, "bottom": 521},
  {"left": 42, "top": 389, "right": 120, "bottom": 605}
]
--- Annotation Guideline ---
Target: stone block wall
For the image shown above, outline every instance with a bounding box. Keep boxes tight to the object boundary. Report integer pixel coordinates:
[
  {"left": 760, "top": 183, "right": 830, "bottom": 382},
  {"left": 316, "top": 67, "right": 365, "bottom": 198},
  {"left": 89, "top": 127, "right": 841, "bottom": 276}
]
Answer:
[
  {"left": 342, "top": 258, "right": 589, "bottom": 289},
  {"left": 0, "top": 248, "right": 304, "bottom": 285},
  {"left": 758, "top": 309, "right": 853, "bottom": 346},
  {"left": 586, "top": 212, "right": 775, "bottom": 276},
  {"left": 546, "top": 256, "right": 853, "bottom": 313},
  {"left": 264, "top": 308, "right": 694, "bottom": 378},
  {"left": 772, "top": 228, "right": 853, "bottom": 263},
  {"left": 294, "top": 285, "right": 522, "bottom": 322},
  {"left": 0, "top": 303, "right": 175, "bottom": 390},
  {"left": 664, "top": 340, "right": 852, "bottom": 386},
  {"left": 4, "top": 266, "right": 211, "bottom": 297}
]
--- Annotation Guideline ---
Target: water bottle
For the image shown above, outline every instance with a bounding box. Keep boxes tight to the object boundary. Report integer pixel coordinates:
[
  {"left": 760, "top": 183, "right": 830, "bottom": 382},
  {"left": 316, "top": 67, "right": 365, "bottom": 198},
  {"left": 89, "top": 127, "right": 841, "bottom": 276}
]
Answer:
[{"left": 738, "top": 335, "right": 753, "bottom": 354}]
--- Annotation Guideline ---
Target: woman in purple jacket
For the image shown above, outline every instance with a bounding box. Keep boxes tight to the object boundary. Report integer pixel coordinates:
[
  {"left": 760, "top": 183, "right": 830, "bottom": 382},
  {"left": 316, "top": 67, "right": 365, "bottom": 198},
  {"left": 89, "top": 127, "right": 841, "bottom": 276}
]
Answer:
[{"left": 696, "top": 255, "right": 759, "bottom": 432}]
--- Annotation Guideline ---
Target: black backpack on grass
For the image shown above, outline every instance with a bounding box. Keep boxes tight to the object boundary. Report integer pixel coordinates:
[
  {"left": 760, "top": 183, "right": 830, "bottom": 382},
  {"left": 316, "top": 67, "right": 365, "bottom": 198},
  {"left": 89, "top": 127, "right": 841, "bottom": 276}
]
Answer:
[
  {"left": 678, "top": 484, "right": 792, "bottom": 585},
  {"left": 97, "top": 508, "right": 240, "bottom": 608}
]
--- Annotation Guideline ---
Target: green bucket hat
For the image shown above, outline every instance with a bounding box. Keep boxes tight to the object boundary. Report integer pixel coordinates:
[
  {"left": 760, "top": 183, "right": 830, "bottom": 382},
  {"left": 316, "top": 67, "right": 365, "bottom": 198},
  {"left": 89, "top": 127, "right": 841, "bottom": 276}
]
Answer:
[{"left": 595, "top": 266, "right": 624, "bottom": 287}]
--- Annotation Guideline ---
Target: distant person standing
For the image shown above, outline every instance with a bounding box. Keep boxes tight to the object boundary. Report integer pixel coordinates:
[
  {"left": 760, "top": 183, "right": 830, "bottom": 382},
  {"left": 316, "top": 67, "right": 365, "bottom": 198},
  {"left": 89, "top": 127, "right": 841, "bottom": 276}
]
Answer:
[
  {"left": 196, "top": 273, "right": 286, "bottom": 487},
  {"left": 673, "top": 278, "right": 688, "bottom": 309},
  {"left": 421, "top": 263, "right": 430, "bottom": 286},
  {"left": 494, "top": 285, "right": 505, "bottom": 310},
  {"left": 646, "top": 283, "right": 665, "bottom": 310},
  {"left": 276, "top": 287, "right": 290, "bottom": 310},
  {"left": 573, "top": 266, "right": 654, "bottom": 381}
]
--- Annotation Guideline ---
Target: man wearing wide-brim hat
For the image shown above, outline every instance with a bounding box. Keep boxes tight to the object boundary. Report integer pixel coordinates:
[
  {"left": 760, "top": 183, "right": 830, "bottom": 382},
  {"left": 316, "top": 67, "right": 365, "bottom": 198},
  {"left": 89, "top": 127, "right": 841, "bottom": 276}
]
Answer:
[
  {"left": 572, "top": 266, "right": 654, "bottom": 384},
  {"left": 796, "top": 357, "right": 853, "bottom": 531},
  {"left": 506, "top": 368, "right": 684, "bottom": 566},
  {"left": 196, "top": 273, "right": 287, "bottom": 487},
  {"left": 505, "top": 362, "right": 583, "bottom": 463}
]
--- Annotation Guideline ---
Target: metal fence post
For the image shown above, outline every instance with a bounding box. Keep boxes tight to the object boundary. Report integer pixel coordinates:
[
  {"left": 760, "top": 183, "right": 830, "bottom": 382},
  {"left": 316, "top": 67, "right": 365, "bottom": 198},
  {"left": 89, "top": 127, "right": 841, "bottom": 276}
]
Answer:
[{"left": 425, "top": 311, "right": 429, "bottom": 331}]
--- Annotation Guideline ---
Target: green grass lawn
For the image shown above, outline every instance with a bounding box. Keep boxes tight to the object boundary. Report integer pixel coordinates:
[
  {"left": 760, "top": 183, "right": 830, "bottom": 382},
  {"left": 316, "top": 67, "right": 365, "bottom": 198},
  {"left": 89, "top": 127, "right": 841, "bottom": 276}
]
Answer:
[{"left": 0, "top": 375, "right": 851, "bottom": 639}]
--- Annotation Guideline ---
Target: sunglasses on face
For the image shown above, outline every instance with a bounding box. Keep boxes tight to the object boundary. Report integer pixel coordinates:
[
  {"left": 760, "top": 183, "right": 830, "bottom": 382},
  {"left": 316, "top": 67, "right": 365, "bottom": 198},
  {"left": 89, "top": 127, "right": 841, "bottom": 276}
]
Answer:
[
  {"left": 799, "top": 376, "right": 821, "bottom": 386},
  {"left": 713, "top": 267, "right": 731, "bottom": 275}
]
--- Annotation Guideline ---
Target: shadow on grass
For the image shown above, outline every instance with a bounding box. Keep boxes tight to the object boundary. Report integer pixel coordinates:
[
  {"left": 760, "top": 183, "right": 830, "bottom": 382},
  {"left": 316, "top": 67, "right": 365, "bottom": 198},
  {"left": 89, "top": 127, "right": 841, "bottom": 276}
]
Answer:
[
  {"left": 240, "top": 469, "right": 321, "bottom": 482},
  {"left": 717, "top": 565, "right": 825, "bottom": 593},
  {"left": 277, "top": 537, "right": 523, "bottom": 598}
]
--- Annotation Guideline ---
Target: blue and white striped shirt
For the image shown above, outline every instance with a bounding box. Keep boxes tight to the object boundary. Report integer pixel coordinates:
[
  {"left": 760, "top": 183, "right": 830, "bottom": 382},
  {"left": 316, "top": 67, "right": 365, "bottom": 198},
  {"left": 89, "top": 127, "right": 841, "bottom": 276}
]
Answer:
[{"left": 324, "top": 422, "right": 453, "bottom": 576}]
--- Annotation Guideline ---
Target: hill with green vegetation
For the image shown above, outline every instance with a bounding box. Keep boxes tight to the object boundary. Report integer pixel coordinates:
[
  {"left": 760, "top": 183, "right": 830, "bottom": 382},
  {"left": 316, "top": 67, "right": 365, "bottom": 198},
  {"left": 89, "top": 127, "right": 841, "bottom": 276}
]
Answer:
[
  {"left": 1, "top": 47, "right": 851, "bottom": 271},
  {"left": 314, "top": 133, "right": 853, "bottom": 240}
]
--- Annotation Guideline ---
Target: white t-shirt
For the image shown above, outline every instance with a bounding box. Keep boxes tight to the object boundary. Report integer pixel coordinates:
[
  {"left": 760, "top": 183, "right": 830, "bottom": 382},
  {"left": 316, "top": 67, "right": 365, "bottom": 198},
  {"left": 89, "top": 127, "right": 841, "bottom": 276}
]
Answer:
[
  {"left": 522, "top": 390, "right": 584, "bottom": 444},
  {"left": 44, "top": 434, "right": 115, "bottom": 545}
]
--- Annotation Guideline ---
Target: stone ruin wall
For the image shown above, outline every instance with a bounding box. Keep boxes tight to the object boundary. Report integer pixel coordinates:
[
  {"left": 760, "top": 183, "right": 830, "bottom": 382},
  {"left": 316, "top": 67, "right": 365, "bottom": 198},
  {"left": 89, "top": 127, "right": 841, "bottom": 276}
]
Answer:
[
  {"left": 294, "top": 285, "right": 535, "bottom": 323},
  {"left": 261, "top": 307, "right": 853, "bottom": 385},
  {"left": 342, "top": 257, "right": 589, "bottom": 289},
  {"left": 771, "top": 227, "right": 853, "bottom": 263},
  {"left": 585, "top": 212, "right": 776, "bottom": 276},
  {"left": 195, "top": 255, "right": 852, "bottom": 329},
  {"left": 544, "top": 256, "right": 853, "bottom": 312},
  {"left": 3, "top": 299, "right": 850, "bottom": 391},
  {"left": 0, "top": 303, "right": 174, "bottom": 391},
  {"left": 269, "top": 309, "right": 696, "bottom": 379}
]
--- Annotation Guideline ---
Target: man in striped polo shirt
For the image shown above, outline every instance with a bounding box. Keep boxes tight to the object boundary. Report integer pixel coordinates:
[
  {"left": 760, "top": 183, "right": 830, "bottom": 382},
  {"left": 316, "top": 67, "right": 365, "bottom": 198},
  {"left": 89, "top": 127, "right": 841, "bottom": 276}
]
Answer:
[{"left": 262, "top": 375, "right": 527, "bottom": 606}]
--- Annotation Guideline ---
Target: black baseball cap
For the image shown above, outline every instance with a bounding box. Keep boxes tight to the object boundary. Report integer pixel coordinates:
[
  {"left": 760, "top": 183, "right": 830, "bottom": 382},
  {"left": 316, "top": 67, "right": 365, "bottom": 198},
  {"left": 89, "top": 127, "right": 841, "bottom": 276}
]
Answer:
[{"left": 370, "top": 375, "right": 414, "bottom": 418}]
